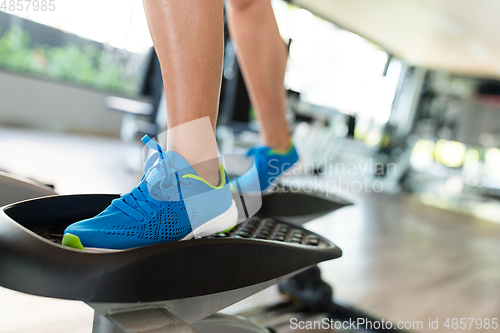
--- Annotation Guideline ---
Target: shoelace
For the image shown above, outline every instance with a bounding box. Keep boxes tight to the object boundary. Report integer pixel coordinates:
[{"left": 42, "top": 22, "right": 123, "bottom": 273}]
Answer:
[
  {"left": 111, "top": 135, "right": 192, "bottom": 223},
  {"left": 246, "top": 146, "right": 270, "bottom": 172}
]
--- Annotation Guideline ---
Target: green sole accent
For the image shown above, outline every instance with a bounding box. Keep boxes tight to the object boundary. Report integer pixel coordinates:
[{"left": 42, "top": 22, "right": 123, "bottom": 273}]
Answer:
[
  {"left": 268, "top": 138, "right": 294, "bottom": 156},
  {"left": 183, "top": 163, "right": 227, "bottom": 189},
  {"left": 218, "top": 225, "right": 237, "bottom": 234},
  {"left": 62, "top": 233, "right": 85, "bottom": 250}
]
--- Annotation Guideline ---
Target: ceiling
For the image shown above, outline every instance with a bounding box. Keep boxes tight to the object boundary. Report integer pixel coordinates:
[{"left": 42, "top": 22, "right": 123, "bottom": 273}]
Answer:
[{"left": 290, "top": 0, "right": 500, "bottom": 79}]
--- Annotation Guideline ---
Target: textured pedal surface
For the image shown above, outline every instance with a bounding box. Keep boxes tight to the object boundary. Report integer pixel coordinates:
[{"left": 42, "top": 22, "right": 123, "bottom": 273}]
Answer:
[
  {"left": 210, "top": 217, "right": 327, "bottom": 247},
  {"left": 32, "top": 226, "right": 64, "bottom": 244}
]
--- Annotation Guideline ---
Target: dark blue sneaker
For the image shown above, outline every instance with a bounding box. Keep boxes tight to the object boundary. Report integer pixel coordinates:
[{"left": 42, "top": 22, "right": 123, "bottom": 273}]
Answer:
[{"left": 234, "top": 140, "right": 299, "bottom": 194}]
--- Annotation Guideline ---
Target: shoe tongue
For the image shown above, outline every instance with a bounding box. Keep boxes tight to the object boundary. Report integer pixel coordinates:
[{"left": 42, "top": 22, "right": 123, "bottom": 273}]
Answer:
[
  {"left": 143, "top": 151, "right": 198, "bottom": 201},
  {"left": 144, "top": 151, "right": 197, "bottom": 188},
  {"left": 164, "top": 151, "right": 197, "bottom": 176}
]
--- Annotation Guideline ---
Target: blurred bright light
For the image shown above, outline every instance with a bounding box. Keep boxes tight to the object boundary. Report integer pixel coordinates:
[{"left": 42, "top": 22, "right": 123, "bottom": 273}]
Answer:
[
  {"left": 434, "top": 139, "right": 466, "bottom": 168},
  {"left": 364, "top": 130, "right": 382, "bottom": 147},
  {"left": 485, "top": 148, "right": 500, "bottom": 177},
  {"left": 410, "top": 139, "right": 435, "bottom": 169},
  {"left": 463, "top": 149, "right": 483, "bottom": 176},
  {"left": 464, "top": 148, "right": 480, "bottom": 163},
  {"left": 445, "top": 177, "right": 464, "bottom": 193}
]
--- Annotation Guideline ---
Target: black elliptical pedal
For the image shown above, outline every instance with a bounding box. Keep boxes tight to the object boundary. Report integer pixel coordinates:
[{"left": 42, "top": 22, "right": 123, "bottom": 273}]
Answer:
[{"left": 0, "top": 193, "right": 342, "bottom": 333}]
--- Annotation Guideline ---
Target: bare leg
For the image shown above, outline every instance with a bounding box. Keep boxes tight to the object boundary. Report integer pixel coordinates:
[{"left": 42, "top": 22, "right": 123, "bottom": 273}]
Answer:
[
  {"left": 226, "top": 0, "right": 290, "bottom": 151},
  {"left": 142, "top": 0, "right": 223, "bottom": 184}
]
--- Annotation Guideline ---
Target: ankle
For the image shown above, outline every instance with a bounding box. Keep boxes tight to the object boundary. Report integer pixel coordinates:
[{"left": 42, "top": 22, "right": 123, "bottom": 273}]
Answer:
[
  {"left": 263, "top": 135, "right": 291, "bottom": 152},
  {"left": 192, "top": 159, "right": 221, "bottom": 187},
  {"left": 166, "top": 117, "right": 221, "bottom": 186}
]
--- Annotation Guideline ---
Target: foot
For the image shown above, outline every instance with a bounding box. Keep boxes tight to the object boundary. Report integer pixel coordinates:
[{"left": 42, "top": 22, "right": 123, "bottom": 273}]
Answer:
[
  {"left": 62, "top": 135, "right": 237, "bottom": 251},
  {"left": 233, "top": 140, "right": 299, "bottom": 194}
]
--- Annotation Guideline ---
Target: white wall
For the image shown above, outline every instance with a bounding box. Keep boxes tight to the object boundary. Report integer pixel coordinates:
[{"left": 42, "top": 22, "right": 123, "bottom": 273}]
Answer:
[{"left": 0, "top": 70, "right": 130, "bottom": 136}]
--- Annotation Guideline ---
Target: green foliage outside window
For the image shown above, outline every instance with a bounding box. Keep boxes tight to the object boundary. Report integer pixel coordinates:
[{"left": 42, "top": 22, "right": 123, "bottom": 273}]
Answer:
[{"left": 0, "top": 26, "right": 140, "bottom": 95}]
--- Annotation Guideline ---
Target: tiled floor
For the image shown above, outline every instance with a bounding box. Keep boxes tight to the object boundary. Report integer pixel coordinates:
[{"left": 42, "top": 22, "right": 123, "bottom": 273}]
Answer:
[{"left": 0, "top": 127, "right": 499, "bottom": 333}]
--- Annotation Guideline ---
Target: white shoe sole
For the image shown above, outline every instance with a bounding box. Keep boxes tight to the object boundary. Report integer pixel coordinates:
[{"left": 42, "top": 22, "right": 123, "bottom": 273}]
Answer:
[
  {"left": 84, "top": 200, "right": 238, "bottom": 253},
  {"left": 182, "top": 199, "right": 238, "bottom": 239}
]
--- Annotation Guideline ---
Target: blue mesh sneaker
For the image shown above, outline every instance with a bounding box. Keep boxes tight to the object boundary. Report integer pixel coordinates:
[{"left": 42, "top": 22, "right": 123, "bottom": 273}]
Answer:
[
  {"left": 62, "top": 135, "right": 237, "bottom": 251},
  {"left": 234, "top": 140, "right": 299, "bottom": 194}
]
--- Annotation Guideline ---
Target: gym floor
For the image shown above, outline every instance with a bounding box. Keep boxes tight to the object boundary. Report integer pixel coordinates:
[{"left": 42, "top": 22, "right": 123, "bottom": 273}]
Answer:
[{"left": 0, "top": 127, "right": 499, "bottom": 333}]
